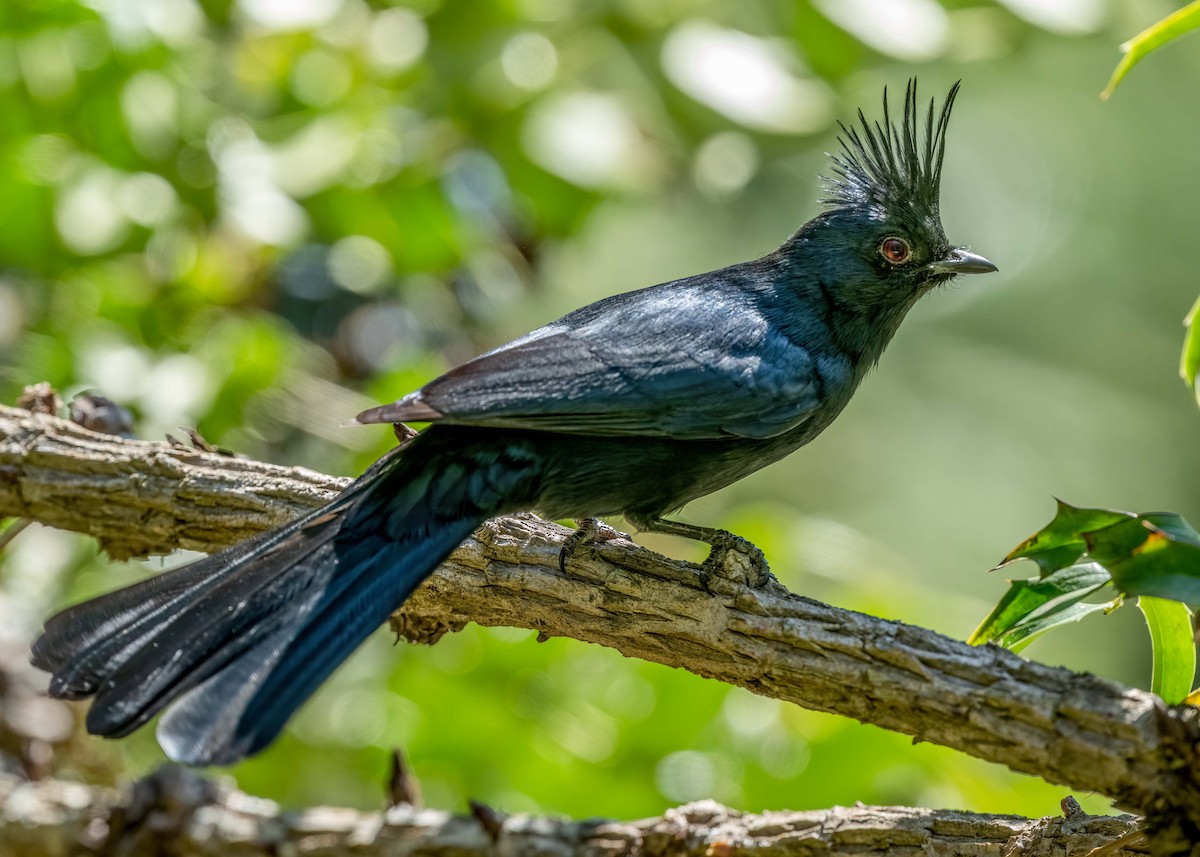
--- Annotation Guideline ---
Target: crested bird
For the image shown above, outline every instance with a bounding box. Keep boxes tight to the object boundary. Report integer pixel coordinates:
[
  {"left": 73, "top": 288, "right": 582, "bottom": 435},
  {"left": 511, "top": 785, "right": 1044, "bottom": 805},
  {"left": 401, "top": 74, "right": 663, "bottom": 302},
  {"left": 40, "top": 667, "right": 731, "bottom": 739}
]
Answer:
[{"left": 32, "top": 80, "right": 996, "bottom": 766}]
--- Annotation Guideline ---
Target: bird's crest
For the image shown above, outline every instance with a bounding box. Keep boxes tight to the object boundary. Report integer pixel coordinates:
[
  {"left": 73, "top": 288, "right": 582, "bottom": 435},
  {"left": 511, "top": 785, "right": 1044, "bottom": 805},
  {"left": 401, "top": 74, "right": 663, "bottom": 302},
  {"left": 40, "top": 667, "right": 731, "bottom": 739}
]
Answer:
[{"left": 822, "top": 80, "right": 960, "bottom": 220}]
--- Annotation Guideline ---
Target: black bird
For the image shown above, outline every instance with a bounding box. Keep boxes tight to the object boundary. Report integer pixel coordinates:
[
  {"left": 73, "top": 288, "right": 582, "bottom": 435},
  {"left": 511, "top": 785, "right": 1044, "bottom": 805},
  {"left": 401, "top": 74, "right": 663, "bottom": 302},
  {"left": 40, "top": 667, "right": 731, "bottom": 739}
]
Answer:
[{"left": 32, "top": 81, "right": 995, "bottom": 766}]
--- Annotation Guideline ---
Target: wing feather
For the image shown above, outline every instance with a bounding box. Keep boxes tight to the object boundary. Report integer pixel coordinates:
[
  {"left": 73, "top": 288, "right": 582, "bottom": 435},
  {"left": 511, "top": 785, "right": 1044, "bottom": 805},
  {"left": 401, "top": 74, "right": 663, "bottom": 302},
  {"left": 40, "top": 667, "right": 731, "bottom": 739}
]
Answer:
[{"left": 358, "top": 279, "right": 831, "bottom": 440}]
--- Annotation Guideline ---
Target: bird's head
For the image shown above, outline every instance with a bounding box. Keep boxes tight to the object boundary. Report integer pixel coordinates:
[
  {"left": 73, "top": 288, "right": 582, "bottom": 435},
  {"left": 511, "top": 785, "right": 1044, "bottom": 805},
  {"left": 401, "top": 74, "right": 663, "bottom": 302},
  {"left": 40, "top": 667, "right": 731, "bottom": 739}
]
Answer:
[{"left": 804, "top": 80, "right": 995, "bottom": 311}]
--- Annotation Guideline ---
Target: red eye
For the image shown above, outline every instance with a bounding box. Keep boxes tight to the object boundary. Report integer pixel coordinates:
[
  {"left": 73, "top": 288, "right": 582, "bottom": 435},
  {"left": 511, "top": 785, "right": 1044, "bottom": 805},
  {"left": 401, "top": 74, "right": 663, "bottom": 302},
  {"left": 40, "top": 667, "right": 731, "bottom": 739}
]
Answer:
[{"left": 880, "top": 237, "right": 910, "bottom": 264}]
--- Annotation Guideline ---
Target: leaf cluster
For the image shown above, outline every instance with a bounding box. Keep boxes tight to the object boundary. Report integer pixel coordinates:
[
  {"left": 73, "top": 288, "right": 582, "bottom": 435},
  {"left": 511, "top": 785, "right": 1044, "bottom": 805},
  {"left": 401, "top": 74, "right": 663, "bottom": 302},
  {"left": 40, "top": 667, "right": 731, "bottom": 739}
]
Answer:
[{"left": 972, "top": 501, "right": 1198, "bottom": 704}]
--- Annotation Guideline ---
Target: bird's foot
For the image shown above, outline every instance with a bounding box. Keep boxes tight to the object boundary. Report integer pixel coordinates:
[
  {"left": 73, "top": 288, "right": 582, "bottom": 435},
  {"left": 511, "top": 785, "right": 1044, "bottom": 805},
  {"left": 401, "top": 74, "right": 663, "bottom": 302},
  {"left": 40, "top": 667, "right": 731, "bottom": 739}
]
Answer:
[
  {"left": 624, "top": 512, "right": 772, "bottom": 590},
  {"left": 559, "top": 518, "right": 629, "bottom": 573},
  {"left": 701, "top": 530, "right": 771, "bottom": 589}
]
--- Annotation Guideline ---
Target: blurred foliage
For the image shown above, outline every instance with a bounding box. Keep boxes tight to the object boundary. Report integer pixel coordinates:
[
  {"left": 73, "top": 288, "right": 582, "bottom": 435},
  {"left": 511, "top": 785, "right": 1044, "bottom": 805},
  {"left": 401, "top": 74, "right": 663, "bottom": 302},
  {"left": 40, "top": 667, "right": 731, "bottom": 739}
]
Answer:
[{"left": 2, "top": 0, "right": 1199, "bottom": 823}]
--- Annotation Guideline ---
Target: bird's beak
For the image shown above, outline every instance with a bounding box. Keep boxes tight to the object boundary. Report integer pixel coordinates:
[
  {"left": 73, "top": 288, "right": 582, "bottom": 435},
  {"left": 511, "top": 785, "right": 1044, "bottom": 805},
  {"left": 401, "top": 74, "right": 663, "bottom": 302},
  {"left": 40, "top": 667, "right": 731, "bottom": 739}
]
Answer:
[{"left": 927, "top": 247, "right": 997, "bottom": 276}]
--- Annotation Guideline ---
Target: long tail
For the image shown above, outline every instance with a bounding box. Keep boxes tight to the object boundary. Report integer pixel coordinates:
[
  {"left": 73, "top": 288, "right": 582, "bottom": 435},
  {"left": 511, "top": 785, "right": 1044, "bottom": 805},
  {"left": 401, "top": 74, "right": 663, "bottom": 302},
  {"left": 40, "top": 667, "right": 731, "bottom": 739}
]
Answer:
[{"left": 31, "top": 432, "right": 540, "bottom": 765}]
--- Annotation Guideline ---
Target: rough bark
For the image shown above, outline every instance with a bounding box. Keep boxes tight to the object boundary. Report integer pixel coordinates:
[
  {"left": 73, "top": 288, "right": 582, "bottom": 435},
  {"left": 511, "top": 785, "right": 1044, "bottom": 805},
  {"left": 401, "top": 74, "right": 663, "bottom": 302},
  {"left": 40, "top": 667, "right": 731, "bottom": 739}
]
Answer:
[
  {"left": 0, "top": 768, "right": 1144, "bottom": 857},
  {"left": 1, "top": 403, "right": 1197, "bottom": 846},
  {"left": 0, "top": 404, "right": 346, "bottom": 560}
]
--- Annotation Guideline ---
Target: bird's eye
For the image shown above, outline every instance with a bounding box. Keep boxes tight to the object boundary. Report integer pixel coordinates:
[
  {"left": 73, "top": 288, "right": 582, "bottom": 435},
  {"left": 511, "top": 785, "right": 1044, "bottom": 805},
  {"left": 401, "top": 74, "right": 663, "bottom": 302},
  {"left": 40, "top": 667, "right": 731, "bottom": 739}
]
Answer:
[{"left": 879, "top": 237, "right": 911, "bottom": 265}]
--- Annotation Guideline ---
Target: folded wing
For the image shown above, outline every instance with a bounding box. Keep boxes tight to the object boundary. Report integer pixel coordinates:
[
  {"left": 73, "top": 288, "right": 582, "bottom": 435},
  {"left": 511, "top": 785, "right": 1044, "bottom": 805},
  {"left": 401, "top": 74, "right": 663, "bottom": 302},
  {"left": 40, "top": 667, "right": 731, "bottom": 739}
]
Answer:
[{"left": 357, "top": 282, "right": 829, "bottom": 441}]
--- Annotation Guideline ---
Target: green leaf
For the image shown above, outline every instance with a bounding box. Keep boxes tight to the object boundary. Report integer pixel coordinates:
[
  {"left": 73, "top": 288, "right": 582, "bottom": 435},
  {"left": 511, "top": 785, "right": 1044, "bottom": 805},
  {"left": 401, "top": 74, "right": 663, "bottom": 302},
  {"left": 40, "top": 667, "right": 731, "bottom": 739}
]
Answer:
[
  {"left": 1085, "top": 517, "right": 1200, "bottom": 606},
  {"left": 999, "top": 500, "right": 1133, "bottom": 577},
  {"left": 980, "top": 507, "right": 1200, "bottom": 654},
  {"left": 1139, "top": 512, "right": 1200, "bottom": 546},
  {"left": 1001, "top": 600, "right": 1118, "bottom": 654},
  {"left": 1138, "top": 596, "right": 1195, "bottom": 704},
  {"left": 1181, "top": 295, "right": 1200, "bottom": 398},
  {"left": 1102, "top": 1, "right": 1200, "bottom": 100},
  {"left": 969, "top": 562, "right": 1112, "bottom": 646}
]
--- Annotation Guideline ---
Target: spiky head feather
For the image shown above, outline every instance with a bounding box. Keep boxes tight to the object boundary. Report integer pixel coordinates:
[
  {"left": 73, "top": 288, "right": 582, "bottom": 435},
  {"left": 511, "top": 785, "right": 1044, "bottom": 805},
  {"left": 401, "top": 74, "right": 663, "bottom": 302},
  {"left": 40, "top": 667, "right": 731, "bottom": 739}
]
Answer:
[{"left": 822, "top": 80, "right": 960, "bottom": 223}]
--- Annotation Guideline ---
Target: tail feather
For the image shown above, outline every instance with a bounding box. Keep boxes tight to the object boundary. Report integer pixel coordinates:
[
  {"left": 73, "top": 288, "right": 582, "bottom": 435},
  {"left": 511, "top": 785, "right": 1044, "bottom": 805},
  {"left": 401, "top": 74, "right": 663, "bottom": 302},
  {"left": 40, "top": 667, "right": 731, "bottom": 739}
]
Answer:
[
  {"left": 85, "top": 528, "right": 342, "bottom": 738},
  {"left": 31, "top": 551, "right": 239, "bottom": 691},
  {"left": 157, "top": 517, "right": 479, "bottom": 764},
  {"left": 156, "top": 619, "right": 300, "bottom": 765},
  {"left": 33, "top": 491, "right": 363, "bottom": 705},
  {"left": 31, "top": 432, "right": 542, "bottom": 765}
]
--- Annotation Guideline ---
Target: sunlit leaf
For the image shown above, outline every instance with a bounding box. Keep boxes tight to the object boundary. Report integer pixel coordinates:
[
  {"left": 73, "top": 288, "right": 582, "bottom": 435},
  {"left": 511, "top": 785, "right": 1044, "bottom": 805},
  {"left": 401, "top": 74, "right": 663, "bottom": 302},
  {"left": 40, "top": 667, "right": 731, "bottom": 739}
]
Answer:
[
  {"left": 1138, "top": 596, "right": 1195, "bottom": 704},
  {"left": 982, "top": 508, "right": 1200, "bottom": 654},
  {"left": 1101, "top": 1, "right": 1200, "bottom": 100},
  {"left": 1002, "top": 600, "right": 1118, "bottom": 654},
  {"left": 1181, "top": 295, "right": 1200, "bottom": 398},
  {"left": 998, "top": 500, "right": 1132, "bottom": 577},
  {"left": 969, "top": 562, "right": 1111, "bottom": 646}
]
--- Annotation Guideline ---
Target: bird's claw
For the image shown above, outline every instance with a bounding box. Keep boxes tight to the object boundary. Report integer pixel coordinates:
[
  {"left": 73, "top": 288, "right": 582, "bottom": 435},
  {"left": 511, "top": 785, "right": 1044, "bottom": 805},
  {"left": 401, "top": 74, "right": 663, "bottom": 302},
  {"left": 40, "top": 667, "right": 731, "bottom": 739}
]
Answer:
[
  {"left": 559, "top": 518, "right": 629, "bottom": 574},
  {"left": 701, "top": 531, "right": 771, "bottom": 589}
]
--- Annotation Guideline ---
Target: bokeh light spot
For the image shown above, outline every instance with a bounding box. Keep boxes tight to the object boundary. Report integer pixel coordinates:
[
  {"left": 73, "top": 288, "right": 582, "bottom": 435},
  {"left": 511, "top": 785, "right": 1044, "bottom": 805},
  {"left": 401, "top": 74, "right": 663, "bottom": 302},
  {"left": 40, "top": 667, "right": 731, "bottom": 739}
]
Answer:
[
  {"left": 366, "top": 8, "right": 428, "bottom": 75},
  {"left": 328, "top": 235, "right": 393, "bottom": 295},
  {"left": 238, "top": 0, "right": 342, "bottom": 31},
  {"left": 693, "top": 131, "right": 759, "bottom": 199},
  {"left": 662, "top": 21, "right": 833, "bottom": 135},
  {"left": 759, "top": 733, "right": 811, "bottom": 779},
  {"left": 656, "top": 750, "right": 717, "bottom": 802},
  {"left": 20, "top": 134, "right": 76, "bottom": 185},
  {"left": 523, "top": 91, "right": 661, "bottom": 189},
  {"left": 18, "top": 29, "right": 76, "bottom": 102},
  {"left": 121, "top": 71, "right": 179, "bottom": 157},
  {"left": 994, "top": 0, "right": 1104, "bottom": 35},
  {"left": 501, "top": 32, "right": 558, "bottom": 91},
  {"left": 55, "top": 165, "right": 129, "bottom": 255},
  {"left": 291, "top": 49, "right": 353, "bottom": 106},
  {"left": 813, "top": 0, "right": 948, "bottom": 61},
  {"left": 118, "top": 172, "right": 178, "bottom": 227}
]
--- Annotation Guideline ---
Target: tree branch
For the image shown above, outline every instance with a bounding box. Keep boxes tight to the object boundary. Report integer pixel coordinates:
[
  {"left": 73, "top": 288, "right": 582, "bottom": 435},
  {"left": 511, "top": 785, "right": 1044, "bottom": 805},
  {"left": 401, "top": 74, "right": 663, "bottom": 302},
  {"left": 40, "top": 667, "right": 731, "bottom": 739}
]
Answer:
[
  {"left": 0, "top": 768, "right": 1143, "bottom": 857},
  {"left": 2, "top": 403, "right": 1198, "bottom": 839}
]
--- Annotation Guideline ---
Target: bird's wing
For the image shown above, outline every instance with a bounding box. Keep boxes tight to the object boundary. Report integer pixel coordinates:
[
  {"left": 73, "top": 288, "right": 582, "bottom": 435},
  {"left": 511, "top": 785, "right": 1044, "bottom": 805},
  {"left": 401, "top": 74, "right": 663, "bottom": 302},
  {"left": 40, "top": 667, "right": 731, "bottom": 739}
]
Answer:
[{"left": 357, "top": 285, "right": 831, "bottom": 441}]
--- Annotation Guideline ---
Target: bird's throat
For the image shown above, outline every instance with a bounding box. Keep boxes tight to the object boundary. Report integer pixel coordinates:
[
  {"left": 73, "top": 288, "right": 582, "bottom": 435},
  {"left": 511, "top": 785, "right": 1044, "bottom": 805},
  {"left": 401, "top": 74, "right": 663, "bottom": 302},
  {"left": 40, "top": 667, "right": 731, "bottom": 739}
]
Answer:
[{"left": 840, "top": 292, "right": 923, "bottom": 370}]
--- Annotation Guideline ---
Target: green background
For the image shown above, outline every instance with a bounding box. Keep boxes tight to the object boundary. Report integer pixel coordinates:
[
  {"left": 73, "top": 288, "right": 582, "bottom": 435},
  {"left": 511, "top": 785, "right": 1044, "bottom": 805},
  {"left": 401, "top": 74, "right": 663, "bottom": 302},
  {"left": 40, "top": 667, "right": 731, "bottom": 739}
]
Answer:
[{"left": 1, "top": 0, "right": 1196, "bottom": 820}]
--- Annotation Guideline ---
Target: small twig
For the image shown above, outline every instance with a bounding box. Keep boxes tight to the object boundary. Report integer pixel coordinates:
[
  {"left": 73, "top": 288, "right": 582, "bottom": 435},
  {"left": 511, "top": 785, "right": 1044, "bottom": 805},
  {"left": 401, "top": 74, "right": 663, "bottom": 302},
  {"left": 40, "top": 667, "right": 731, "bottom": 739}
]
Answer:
[
  {"left": 386, "top": 748, "right": 421, "bottom": 808},
  {"left": 468, "top": 800, "right": 506, "bottom": 842}
]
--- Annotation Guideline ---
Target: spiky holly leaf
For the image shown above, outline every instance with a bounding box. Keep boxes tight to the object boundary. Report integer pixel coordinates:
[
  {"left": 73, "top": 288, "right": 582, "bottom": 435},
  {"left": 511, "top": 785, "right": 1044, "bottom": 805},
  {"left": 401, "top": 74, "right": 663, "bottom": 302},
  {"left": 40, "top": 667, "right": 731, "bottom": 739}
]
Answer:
[{"left": 998, "top": 500, "right": 1132, "bottom": 577}]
